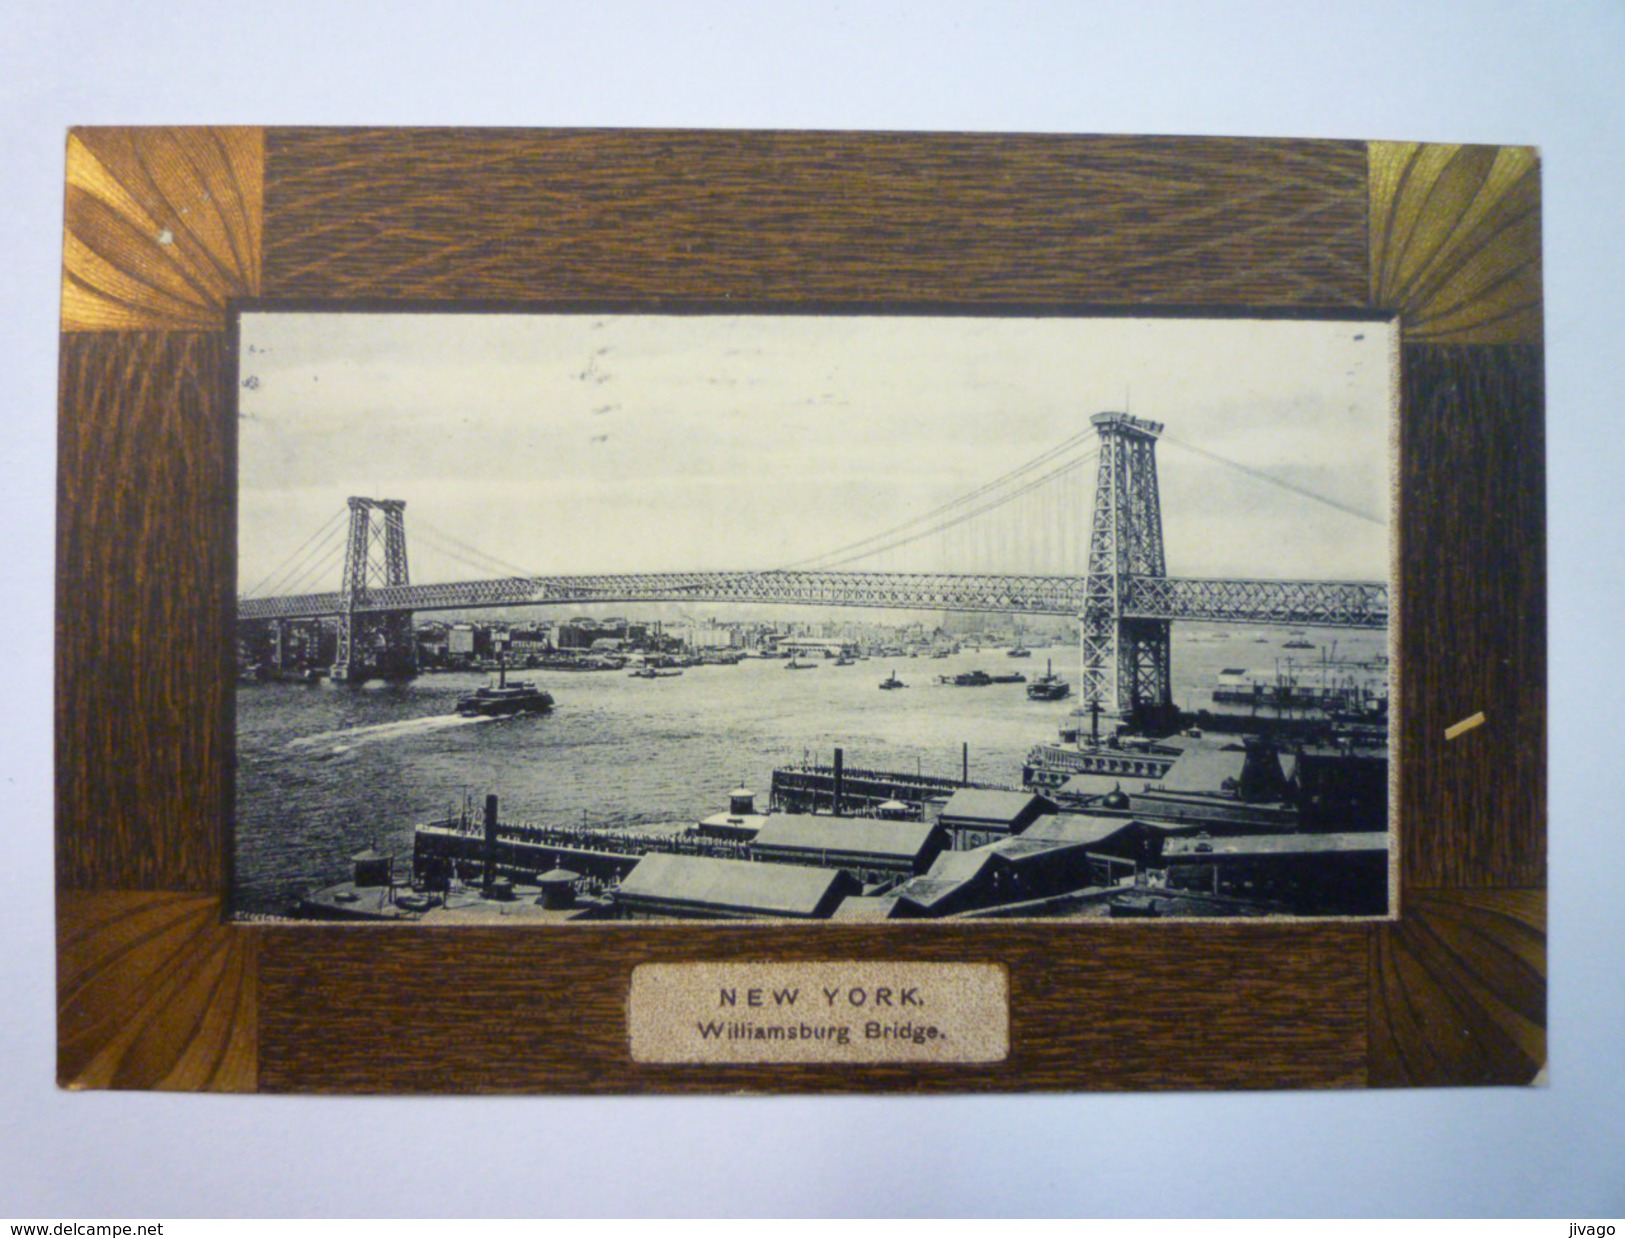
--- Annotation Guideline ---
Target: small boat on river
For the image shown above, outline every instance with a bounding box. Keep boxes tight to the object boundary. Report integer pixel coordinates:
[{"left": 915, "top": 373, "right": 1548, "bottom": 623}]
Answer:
[
  {"left": 1026, "top": 659, "right": 1071, "bottom": 701},
  {"left": 938, "top": 669, "right": 1026, "bottom": 687},
  {"left": 455, "top": 661, "right": 554, "bottom": 717}
]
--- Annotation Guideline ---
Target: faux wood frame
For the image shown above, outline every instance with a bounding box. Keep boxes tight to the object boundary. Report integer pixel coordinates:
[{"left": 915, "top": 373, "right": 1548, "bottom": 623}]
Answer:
[{"left": 56, "top": 128, "right": 1545, "bottom": 1092}]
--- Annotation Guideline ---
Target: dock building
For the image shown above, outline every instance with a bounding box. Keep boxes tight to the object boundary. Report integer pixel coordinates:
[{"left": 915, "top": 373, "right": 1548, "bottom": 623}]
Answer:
[
  {"left": 748, "top": 814, "right": 946, "bottom": 887},
  {"left": 890, "top": 813, "right": 1170, "bottom": 918},
  {"left": 614, "top": 853, "right": 859, "bottom": 920},
  {"left": 1295, "top": 744, "right": 1389, "bottom": 831},
  {"left": 696, "top": 788, "right": 771, "bottom": 842},
  {"left": 933, "top": 788, "right": 1055, "bottom": 851},
  {"left": 1161, "top": 831, "right": 1390, "bottom": 914}
]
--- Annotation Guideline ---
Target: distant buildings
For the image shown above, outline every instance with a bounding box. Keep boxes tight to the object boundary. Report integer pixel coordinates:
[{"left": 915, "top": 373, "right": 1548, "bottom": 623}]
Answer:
[{"left": 248, "top": 611, "right": 1014, "bottom": 677}]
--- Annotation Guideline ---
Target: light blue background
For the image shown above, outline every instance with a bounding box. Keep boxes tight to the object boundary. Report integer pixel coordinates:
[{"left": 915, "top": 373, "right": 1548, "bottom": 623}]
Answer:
[{"left": 3, "top": 1, "right": 1621, "bottom": 1217}]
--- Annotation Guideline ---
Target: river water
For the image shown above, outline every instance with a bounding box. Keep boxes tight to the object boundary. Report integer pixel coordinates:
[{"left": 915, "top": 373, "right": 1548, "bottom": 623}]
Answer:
[{"left": 232, "top": 623, "right": 1387, "bottom": 914}]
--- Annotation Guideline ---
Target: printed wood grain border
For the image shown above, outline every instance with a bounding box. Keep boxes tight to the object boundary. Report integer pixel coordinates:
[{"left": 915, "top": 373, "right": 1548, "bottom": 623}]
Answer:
[{"left": 55, "top": 128, "right": 1544, "bottom": 1092}]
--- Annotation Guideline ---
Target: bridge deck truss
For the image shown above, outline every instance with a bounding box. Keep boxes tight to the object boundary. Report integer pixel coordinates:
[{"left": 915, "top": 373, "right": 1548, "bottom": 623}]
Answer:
[
  {"left": 239, "top": 569, "right": 1387, "bottom": 627},
  {"left": 1124, "top": 576, "right": 1388, "bottom": 629}
]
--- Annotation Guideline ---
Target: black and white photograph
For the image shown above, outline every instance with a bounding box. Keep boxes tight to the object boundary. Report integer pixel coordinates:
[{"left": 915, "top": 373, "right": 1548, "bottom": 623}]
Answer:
[
  {"left": 16, "top": 0, "right": 1623, "bottom": 1217},
  {"left": 234, "top": 310, "right": 1396, "bottom": 923}
]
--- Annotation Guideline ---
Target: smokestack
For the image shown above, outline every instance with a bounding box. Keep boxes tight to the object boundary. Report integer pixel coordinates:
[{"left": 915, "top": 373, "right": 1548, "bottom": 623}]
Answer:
[
  {"left": 483, "top": 793, "right": 498, "bottom": 896},
  {"left": 962, "top": 742, "right": 969, "bottom": 786},
  {"left": 832, "top": 747, "right": 844, "bottom": 816}
]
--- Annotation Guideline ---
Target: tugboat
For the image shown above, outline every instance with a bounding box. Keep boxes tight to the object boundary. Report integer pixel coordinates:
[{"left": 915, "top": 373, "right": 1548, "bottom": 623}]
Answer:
[
  {"left": 879, "top": 670, "right": 907, "bottom": 690},
  {"left": 455, "top": 657, "right": 553, "bottom": 717},
  {"left": 1026, "top": 659, "right": 1071, "bottom": 701}
]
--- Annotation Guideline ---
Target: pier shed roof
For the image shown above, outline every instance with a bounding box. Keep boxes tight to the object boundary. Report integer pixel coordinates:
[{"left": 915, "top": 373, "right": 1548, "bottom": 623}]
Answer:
[
  {"left": 895, "top": 828, "right": 1111, "bottom": 917},
  {"left": 1154, "top": 746, "right": 1248, "bottom": 795},
  {"left": 925, "top": 848, "right": 998, "bottom": 883},
  {"left": 886, "top": 848, "right": 995, "bottom": 916},
  {"left": 938, "top": 789, "right": 1052, "bottom": 832},
  {"left": 1056, "top": 772, "right": 1148, "bottom": 800},
  {"left": 829, "top": 894, "right": 902, "bottom": 922},
  {"left": 616, "top": 853, "right": 856, "bottom": 919},
  {"left": 888, "top": 876, "right": 968, "bottom": 914},
  {"left": 751, "top": 815, "right": 940, "bottom": 864},
  {"left": 1024, "top": 813, "right": 1161, "bottom": 848}
]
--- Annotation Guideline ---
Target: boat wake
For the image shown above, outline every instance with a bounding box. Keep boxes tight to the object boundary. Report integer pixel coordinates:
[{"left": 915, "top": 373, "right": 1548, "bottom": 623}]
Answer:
[{"left": 287, "top": 713, "right": 491, "bottom": 753}]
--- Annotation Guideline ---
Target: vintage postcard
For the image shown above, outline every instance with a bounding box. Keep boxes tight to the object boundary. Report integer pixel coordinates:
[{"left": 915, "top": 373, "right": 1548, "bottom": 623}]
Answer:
[
  {"left": 58, "top": 128, "right": 1543, "bottom": 1093},
  {"left": 233, "top": 310, "right": 1396, "bottom": 924}
]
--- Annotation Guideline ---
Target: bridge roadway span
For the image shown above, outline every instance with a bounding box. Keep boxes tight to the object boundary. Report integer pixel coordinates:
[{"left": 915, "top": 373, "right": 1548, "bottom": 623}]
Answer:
[{"left": 238, "top": 570, "right": 1388, "bottom": 629}]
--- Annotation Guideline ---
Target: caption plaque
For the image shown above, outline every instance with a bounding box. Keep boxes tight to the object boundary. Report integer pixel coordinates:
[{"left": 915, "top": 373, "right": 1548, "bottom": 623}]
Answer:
[
  {"left": 628, "top": 963, "right": 1009, "bottom": 1064},
  {"left": 56, "top": 128, "right": 1545, "bottom": 1093}
]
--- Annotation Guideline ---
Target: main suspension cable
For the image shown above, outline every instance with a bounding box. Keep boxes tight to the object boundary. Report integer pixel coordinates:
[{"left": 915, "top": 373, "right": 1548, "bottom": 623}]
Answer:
[
  {"left": 817, "top": 449, "right": 1098, "bottom": 570},
  {"left": 1160, "top": 433, "right": 1385, "bottom": 526},
  {"left": 781, "top": 428, "right": 1100, "bottom": 570},
  {"left": 243, "top": 506, "right": 347, "bottom": 598},
  {"left": 413, "top": 521, "right": 540, "bottom": 581}
]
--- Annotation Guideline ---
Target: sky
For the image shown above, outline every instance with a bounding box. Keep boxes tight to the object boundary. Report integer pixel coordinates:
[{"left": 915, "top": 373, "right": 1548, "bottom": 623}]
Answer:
[{"left": 237, "top": 311, "right": 1396, "bottom": 599}]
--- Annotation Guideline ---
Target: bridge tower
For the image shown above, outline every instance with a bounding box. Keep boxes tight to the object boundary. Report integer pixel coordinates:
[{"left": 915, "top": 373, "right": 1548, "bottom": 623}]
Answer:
[
  {"left": 330, "top": 497, "right": 417, "bottom": 683},
  {"left": 1079, "top": 413, "right": 1180, "bottom": 732}
]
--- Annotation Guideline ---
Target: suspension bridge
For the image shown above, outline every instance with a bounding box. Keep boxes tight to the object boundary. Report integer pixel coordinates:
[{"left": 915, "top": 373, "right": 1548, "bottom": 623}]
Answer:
[{"left": 237, "top": 413, "right": 1389, "bottom": 723}]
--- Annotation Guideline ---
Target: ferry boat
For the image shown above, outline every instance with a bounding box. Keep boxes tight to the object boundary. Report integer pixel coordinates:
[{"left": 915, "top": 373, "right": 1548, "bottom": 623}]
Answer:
[
  {"left": 1021, "top": 727, "right": 1183, "bottom": 791},
  {"left": 785, "top": 658, "right": 818, "bottom": 670},
  {"left": 455, "top": 664, "right": 554, "bottom": 717},
  {"left": 1025, "top": 659, "right": 1071, "bottom": 701},
  {"left": 628, "top": 666, "right": 682, "bottom": 679}
]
